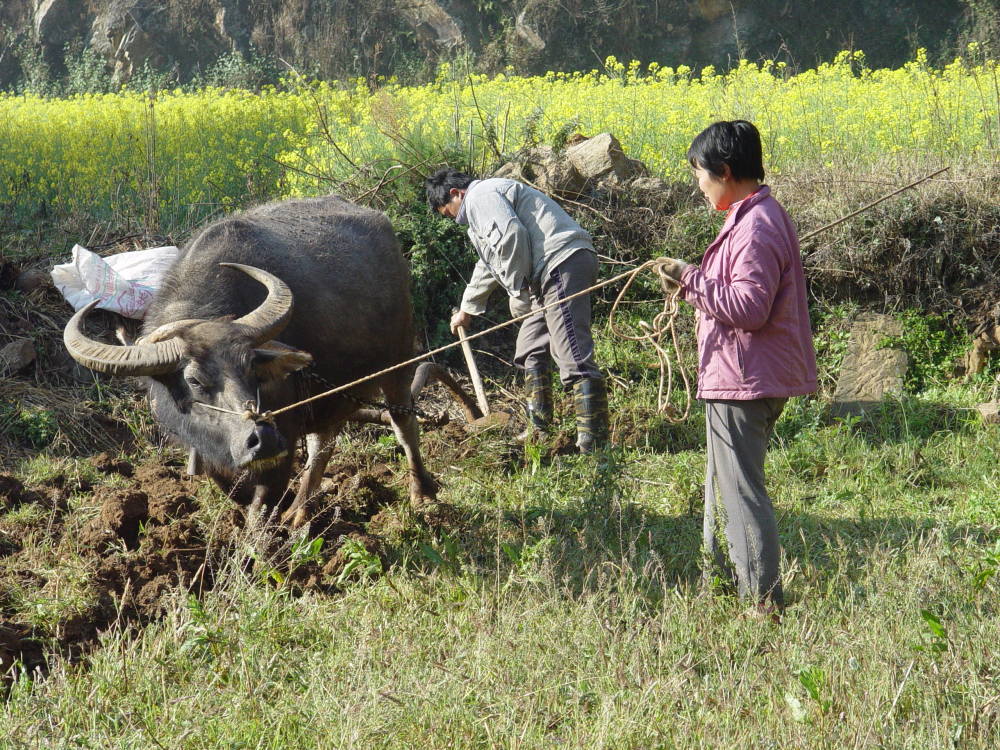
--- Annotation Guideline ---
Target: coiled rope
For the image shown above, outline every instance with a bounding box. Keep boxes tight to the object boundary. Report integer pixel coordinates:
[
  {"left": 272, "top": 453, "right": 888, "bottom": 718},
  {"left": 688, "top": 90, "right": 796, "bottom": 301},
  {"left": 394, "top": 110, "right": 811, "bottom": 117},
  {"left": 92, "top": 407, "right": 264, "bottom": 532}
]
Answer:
[{"left": 607, "top": 259, "right": 691, "bottom": 422}]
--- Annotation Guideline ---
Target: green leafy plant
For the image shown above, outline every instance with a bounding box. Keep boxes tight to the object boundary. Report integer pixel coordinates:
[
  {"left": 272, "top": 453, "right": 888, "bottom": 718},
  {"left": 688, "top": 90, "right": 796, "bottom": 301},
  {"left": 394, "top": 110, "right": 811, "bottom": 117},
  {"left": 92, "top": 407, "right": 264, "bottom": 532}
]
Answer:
[
  {"left": 14, "top": 35, "right": 53, "bottom": 96},
  {"left": 551, "top": 117, "right": 581, "bottom": 152},
  {"left": 797, "top": 666, "right": 833, "bottom": 715},
  {"left": 419, "top": 533, "right": 462, "bottom": 575},
  {"left": 389, "top": 197, "right": 471, "bottom": 345},
  {"left": 501, "top": 535, "right": 554, "bottom": 582},
  {"left": 915, "top": 608, "right": 950, "bottom": 654},
  {"left": 972, "top": 541, "right": 1000, "bottom": 591},
  {"left": 195, "top": 47, "right": 282, "bottom": 92},
  {"left": 291, "top": 535, "right": 325, "bottom": 567},
  {"left": 882, "top": 311, "right": 968, "bottom": 392},
  {"left": 179, "top": 594, "right": 228, "bottom": 661},
  {"left": 336, "top": 537, "right": 383, "bottom": 586},
  {"left": 0, "top": 402, "right": 58, "bottom": 448},
  {"left": 62, "top": 41, "right": 113, "bottom": 95},
  {"left": 811, "top": 303, "right": 858, "bottom": 393}
]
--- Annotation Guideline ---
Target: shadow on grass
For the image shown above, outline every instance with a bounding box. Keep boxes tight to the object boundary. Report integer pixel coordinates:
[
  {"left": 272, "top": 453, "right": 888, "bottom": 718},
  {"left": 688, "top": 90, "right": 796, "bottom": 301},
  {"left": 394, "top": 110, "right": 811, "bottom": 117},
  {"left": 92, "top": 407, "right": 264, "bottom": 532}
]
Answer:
[
  {"left": 777, "top": 394, "right": 977, "bottom": 446},
  {"left": 411, "top": 445, "right": 995, "bottom": 613}
]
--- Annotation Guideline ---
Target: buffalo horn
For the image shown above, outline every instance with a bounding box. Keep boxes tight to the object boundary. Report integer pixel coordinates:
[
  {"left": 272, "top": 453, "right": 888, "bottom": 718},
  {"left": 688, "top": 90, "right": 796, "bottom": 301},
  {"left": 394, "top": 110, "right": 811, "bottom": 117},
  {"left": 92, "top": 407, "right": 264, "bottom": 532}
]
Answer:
[
  {"left": 63, "top": 300, "right": 185, "bottom": 376},
  {"left": 221, "top": 263, "right": 294, "bottom": 345},
  {"left": 138, "top": 318, "right": 206, "bottom": 345}
]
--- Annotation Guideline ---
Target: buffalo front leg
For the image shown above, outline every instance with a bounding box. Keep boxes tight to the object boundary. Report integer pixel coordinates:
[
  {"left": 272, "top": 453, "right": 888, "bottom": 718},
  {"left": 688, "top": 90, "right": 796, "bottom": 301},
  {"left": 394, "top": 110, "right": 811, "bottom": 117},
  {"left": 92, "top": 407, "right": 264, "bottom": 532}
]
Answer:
[
  {"left": 280, "top": 423, "right": 343, "bottom": 528},
  {"left": 381, "top": 373, "right": 438, "bottom": 503},
  {"left": 211, "top": 456, "right": 293, "bottom": 526}
]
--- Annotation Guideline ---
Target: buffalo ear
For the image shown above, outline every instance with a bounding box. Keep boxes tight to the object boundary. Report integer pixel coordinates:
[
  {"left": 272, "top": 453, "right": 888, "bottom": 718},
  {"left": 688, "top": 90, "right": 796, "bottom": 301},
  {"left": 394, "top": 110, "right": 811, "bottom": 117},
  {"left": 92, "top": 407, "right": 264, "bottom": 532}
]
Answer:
[{"left": 253, "top": 343, "right": 313, "bottom": 381}]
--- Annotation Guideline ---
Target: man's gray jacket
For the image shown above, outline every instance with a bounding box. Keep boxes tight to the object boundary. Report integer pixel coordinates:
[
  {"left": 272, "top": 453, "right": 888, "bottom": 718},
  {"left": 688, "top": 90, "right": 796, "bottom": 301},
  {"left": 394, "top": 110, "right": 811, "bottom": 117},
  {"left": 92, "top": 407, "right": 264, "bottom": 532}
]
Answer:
[{"left": 457, "top": 178, "right": 595, "bottom": 315}]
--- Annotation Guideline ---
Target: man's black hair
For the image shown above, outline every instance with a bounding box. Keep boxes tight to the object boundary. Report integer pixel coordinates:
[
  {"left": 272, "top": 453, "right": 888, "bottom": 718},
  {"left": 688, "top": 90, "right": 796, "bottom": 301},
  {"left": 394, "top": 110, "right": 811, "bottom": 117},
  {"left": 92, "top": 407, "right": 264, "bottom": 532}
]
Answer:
[
  {"left": 425, "top": 168, "right": 476, "bottom": 211},
  {"left": 687, "top": 120, "right": 765, "bottom": 182}
]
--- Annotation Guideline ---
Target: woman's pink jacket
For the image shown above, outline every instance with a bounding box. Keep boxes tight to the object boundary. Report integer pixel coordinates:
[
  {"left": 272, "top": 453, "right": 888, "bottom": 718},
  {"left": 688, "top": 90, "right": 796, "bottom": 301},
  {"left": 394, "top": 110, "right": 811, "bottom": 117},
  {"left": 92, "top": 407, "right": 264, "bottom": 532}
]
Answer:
[{"left": 680, "top": 186, "right": 818, "bottom": 400}]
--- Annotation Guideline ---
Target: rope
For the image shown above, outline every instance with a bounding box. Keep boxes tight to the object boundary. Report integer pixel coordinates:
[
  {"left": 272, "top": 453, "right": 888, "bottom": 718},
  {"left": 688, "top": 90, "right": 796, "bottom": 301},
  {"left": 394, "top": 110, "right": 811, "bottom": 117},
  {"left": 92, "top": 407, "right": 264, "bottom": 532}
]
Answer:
[
  {"left": 196, "top": 400, "right": 276, "bottom": 425},
  {"left": 799, "top": 166, "right": 949, "bottom": 244},
  {"left": 607, "top": 259, "right": 692, "bottom": 422},
  {"left": 197, "top": 164, "right": 949, "bottom": 424},
  {"left": 197, "top": 263, "right": 659, "bottom": 421}
]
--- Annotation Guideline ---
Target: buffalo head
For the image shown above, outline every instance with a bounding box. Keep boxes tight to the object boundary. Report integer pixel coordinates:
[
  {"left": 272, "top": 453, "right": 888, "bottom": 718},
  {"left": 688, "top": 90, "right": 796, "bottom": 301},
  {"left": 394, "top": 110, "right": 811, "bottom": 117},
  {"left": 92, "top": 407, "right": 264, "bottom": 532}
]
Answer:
[{"left": 64, "top": 263, "right": 313, "bottom": 474}]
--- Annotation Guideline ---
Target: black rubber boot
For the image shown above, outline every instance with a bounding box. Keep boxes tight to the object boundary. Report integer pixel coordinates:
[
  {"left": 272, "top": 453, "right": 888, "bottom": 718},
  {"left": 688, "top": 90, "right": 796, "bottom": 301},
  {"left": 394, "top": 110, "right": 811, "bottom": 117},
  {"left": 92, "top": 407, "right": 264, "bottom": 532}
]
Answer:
[
  {"left": 518, "top": 369, "right": 553, "bottom": 440},
  {"left": 573, "top": 378, "right": 609, "bottom": 454}
]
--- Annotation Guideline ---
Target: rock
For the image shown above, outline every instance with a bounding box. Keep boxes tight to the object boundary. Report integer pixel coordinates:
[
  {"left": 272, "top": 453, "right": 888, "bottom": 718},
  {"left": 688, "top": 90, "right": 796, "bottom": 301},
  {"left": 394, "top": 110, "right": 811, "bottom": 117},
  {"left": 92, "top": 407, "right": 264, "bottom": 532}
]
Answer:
[
  {"left": 515, "top": 8, "right": 545, "bottom": 51},
  {"left": 90, "top": 1, "right": 172, "bottom": 85},
  {"left": 628, "top": 176, "right": 671, "bottom": 192},
  {"left": 214, "top": 0, "right": 251, "bottom": 53},
  {"left": 492, "top": 146, "right": 587, "bottom": 198},
  {"left": 977, "top": 402, "right": 1000, "bottom": 425},
  {"left": 492, "top": 132, "right": 652, "bottom": 199},
  {"left": 512, "top": 145, "right": 557, "bottom": 183},
  {"left": 831, "top": 314, "right": 908, "bottom": 417},
  {"left": 534, "top": 157, "right": 587, "bottom": 198},
  {"left": 630, "top": 157, "right": 650, "bottom": 176},
  {"left": 566, "top": 132, "right": 643, "bottom": 184},
  {"left": 34, "top": 0, "right": 87, "bottom": 50},
  {"left": 14, "top": 269, "right": 50, "bottom": 293},
  {"left": 492, "top": 162, "right": 521, "bottom": 180},
  {"left": 0, "top": 339, "right": 36, "bottom": 375},
  {"left": 0, "top": 2, "right": 975, "bottom": 93},
  {"left": 962, "top": 325, "right": 1000, "bottom": 378},
  {"left": 398, "top": 0, "right": 464, "bottom": 49}
]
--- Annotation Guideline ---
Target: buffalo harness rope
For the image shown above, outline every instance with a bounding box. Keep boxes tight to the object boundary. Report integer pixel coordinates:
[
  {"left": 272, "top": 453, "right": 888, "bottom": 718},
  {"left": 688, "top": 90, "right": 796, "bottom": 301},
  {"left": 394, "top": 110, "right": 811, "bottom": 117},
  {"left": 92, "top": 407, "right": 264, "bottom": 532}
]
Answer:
[
  {"left": 196, "top": 165, "right": 949, "bottom": 425},
  {"left": 195, "top": 259, "right": 687, "bottom": 424}
]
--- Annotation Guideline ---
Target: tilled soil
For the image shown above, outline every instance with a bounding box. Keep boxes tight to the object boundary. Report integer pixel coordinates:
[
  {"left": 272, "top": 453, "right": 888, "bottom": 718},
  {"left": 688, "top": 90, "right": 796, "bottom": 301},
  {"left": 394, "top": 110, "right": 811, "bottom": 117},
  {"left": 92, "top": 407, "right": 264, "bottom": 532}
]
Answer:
[{"left": 0, "top": 450, "right": 465, "bottom": 684}]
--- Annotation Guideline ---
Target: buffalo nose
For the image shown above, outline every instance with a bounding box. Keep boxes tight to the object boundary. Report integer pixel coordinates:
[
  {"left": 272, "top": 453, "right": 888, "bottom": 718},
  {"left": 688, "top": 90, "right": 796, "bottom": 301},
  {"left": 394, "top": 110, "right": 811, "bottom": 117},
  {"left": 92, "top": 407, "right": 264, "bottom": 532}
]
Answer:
[{"left": 245, "top": 423, "right": 285, "bottom": 460}]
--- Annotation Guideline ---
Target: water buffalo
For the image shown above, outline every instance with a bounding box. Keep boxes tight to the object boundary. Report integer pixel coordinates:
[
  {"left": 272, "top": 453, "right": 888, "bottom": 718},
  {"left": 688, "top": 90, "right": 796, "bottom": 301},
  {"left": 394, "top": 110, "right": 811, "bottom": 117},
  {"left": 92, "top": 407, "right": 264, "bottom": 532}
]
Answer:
[{"left": 64, "top": 195, "right": 438, "bottom": 525}]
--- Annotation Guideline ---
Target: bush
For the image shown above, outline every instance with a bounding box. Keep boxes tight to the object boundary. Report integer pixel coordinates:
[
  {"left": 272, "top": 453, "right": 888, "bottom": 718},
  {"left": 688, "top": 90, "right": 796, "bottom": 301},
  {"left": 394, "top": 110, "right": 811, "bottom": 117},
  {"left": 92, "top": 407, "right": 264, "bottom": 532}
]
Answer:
[
  {"left": 0, "top": 402, "right": 59, "bottom": 448},
  {"left": 194, "top": 48, "right": 282, "bottom": 92},
  {"left": 388, "top": 197, "right": 472, "bottom": 346},
  {"left": 883, "top": 310, "right": 970, "bottom": 392},
  {"left": 63, "top": 41, "right": 113, "bottom": 95}
]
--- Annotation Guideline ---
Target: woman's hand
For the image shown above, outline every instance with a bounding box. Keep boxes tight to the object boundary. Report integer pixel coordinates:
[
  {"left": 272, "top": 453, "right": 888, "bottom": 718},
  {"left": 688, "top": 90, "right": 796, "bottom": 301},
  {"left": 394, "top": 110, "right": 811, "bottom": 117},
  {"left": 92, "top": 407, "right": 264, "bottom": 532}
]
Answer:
[{"left": 658, "top": 257, "right": 690, "bottom": 284}]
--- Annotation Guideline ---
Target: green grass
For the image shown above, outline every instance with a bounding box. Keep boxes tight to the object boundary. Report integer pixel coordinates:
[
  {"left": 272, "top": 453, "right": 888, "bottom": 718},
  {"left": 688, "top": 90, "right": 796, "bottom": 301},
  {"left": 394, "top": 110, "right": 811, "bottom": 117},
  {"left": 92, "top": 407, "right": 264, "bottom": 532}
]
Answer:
[
  {"left": 2, "top": 43, "right": 998, "bottom": 746},
  {"left": 2, "top": 363, "right": 999, "bottom": 747}
]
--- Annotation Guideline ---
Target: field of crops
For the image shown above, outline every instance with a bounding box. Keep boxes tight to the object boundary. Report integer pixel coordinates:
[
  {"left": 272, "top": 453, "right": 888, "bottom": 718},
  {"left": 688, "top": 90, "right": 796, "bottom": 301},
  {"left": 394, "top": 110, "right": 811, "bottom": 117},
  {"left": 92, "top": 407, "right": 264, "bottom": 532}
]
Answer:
[
  {"left": 3, "top": 47, "right": 1000, "bottom": 748},
  {"left": 1, "top": 49, "right": 997, "bottom": 232}
]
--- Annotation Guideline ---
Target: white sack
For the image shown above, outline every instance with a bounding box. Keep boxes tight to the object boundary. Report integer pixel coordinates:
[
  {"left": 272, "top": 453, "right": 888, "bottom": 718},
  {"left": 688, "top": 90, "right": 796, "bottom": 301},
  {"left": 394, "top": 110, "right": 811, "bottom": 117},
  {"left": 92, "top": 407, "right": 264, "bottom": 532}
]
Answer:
[{"left": 51, "top": 244, "right": 179, "bottom": 319}]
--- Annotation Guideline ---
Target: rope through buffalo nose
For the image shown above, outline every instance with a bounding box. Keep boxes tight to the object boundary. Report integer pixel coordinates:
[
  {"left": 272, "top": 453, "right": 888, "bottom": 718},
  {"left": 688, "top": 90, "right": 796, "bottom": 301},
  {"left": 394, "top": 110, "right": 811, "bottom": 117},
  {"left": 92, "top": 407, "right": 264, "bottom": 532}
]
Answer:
[{"left": 242, "top": 400, "right": 275, "bottom": 425}]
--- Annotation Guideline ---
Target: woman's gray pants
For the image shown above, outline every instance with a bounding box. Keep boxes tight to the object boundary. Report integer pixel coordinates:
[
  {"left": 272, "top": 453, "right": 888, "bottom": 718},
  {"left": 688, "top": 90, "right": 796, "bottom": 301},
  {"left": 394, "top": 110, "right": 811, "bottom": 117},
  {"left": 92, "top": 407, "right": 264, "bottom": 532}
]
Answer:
[{"left": 703, "top": 397, "right": 787, "bottom": 606}]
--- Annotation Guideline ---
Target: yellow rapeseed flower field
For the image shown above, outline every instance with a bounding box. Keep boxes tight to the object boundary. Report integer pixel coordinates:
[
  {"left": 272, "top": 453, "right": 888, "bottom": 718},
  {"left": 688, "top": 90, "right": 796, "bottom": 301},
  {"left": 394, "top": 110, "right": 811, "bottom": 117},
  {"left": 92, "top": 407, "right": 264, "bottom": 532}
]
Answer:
[
  {"left": 1, "top": 50, "right": 996, "bottom": 230},
  {"left": 0, "top": 87, "right": 311, "bottom": 228}
]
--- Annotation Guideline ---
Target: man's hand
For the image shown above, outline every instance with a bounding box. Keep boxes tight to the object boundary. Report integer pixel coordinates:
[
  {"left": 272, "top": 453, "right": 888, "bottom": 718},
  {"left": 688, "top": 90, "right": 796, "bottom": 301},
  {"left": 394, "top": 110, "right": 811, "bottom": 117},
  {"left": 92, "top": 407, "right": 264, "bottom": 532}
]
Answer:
[
  {"left": 658, "top": 257, "right": 690, "bottom": 284},
  {"left": 450, "top": 309, "right": 473, "bottom": 336}
]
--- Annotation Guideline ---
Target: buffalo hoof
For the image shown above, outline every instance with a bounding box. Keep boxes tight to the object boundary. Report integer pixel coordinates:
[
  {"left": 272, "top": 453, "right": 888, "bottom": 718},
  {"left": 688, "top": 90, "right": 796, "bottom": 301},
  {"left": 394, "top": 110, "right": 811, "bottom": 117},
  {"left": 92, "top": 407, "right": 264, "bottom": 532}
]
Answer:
[
  {"left": 280, "top": 505, "right": 309, "bottom": 529},
  {"left": 409, "top": 472, "right": 440, "bottom": 505}
]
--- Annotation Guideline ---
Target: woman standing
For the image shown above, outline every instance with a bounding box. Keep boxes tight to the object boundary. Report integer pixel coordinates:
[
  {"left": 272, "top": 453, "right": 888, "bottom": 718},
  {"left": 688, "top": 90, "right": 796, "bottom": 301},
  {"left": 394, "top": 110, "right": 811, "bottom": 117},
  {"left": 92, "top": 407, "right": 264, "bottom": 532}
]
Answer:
[{"left": 660, "top": 121, "right": 817, "bottom": 611}]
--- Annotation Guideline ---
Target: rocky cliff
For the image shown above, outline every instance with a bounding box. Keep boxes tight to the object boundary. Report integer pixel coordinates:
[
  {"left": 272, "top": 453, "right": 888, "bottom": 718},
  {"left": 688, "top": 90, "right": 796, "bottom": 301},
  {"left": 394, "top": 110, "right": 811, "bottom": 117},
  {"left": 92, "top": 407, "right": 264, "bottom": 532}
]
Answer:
[{"left": 0, "top": 0, "right": 987, "bottom": 90}]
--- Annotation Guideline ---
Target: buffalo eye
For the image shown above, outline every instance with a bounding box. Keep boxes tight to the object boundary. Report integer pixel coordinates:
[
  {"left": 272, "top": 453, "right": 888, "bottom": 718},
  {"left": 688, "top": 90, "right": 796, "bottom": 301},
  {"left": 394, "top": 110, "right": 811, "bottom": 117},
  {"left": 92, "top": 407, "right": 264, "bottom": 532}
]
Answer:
[{"left": 185, "top": 374, "right": 210, "bottom": 392}]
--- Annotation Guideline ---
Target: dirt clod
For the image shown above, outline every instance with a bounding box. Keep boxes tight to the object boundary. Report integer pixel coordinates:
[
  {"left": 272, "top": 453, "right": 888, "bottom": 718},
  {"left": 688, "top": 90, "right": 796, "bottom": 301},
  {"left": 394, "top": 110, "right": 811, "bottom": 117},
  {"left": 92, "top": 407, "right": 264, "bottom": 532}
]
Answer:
[
  {"left": 91, "top": 453, "right": 134, "bottom": 477},
  {"left": 1, "top": 453, "right": 413, "bottom": 684}
]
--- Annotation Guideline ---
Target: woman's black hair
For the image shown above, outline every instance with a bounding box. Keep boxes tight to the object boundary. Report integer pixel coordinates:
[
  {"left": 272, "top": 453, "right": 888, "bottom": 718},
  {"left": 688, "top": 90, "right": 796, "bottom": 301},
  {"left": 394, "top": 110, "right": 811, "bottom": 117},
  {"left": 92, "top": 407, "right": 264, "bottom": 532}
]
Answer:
[
  {"left": 687, "top": 120, "right": 765, "bottom": 182},
  {"left": 425, "top": 168, "right": 476, "bottom": 211}
]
